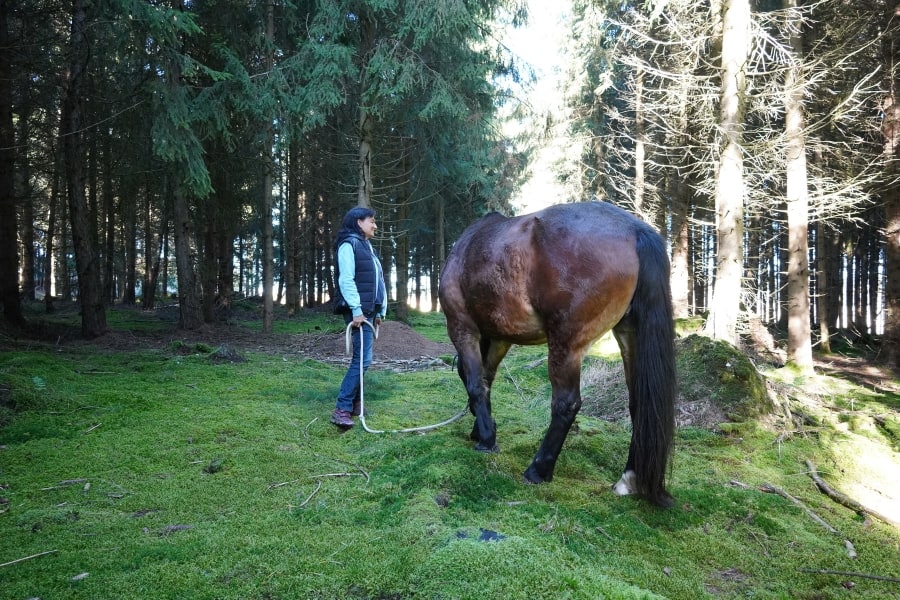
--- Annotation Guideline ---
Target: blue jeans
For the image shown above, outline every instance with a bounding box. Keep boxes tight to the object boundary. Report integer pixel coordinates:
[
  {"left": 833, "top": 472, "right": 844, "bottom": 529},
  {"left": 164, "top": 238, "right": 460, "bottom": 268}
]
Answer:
[{"left": 336, "top": 317, "right": 375, "bottom": 412}]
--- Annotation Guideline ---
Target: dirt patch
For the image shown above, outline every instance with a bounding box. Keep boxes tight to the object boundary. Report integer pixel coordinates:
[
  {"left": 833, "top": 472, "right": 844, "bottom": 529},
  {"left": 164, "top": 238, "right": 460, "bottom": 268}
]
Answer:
[
  {"left": 1, "top": 310, "right": 455, "bottom": 370},
  {"left": 287, "top": 320, "right": 456, "bottom": 368}
]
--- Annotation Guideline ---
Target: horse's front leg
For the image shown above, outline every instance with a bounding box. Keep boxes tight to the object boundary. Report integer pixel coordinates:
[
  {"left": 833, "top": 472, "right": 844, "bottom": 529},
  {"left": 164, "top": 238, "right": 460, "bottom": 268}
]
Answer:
[{"left": 524, "top": 349, "right": 583, "bottom": 483}]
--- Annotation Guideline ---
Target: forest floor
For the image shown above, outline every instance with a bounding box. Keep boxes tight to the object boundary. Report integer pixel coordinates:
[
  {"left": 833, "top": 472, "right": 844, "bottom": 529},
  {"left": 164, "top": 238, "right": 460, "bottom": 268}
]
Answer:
[
  {"left": 6, "top": 302, "right": 454, "bottom": 367},
  {"left": 6, "top": 301, "right": 900, "bottom": 417},
  {"left": 2, "top": 302, "right": 899, "bottom": 599}
]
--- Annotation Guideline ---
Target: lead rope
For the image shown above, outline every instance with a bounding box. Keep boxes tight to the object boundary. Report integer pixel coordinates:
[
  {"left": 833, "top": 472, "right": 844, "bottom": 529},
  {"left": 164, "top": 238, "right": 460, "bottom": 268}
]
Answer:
[{"left": 346, "top": 320, "right": 467, "bottom": 434}]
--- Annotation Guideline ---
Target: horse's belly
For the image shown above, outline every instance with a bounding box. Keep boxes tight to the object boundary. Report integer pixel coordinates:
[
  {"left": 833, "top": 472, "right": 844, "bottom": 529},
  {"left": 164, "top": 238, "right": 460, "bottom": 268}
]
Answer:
[{"left": 472, "top": 297, "right": 546, "bottom": 344}]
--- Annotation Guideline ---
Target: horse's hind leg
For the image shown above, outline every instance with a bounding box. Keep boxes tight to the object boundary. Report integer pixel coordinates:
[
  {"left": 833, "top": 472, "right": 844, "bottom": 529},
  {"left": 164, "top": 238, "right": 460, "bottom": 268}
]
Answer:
[
  {"left": 524, "top": 343, "right": 584, "bottom": 483},
  {"left": 611, "top": 318, "right": 639, "bottom": 496}
]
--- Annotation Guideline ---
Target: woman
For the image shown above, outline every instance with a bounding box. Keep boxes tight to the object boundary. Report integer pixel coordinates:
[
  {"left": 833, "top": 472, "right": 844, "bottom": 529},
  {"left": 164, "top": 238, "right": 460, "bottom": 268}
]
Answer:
[{"left": 331, "top": 206, "right": 388, "bottom": 429}]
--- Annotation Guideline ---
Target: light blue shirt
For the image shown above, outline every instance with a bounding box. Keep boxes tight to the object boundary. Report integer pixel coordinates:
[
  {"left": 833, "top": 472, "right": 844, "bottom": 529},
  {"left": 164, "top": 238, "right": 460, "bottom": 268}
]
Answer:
[{"left": 337, "top": 241, "right": 386, "bottom": 319}]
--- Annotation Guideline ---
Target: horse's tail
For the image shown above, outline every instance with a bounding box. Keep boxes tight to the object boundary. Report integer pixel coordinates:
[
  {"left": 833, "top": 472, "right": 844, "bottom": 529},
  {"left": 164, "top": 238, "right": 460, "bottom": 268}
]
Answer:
[{"left": 630, "top": 226, "right": 677, "bottom": 507}]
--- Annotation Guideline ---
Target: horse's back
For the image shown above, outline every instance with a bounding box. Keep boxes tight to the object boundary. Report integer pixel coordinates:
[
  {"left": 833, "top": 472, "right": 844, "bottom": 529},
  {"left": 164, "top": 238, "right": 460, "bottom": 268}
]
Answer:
[{"left": 441, "top": 202, "right": 651, "bottom": 346}]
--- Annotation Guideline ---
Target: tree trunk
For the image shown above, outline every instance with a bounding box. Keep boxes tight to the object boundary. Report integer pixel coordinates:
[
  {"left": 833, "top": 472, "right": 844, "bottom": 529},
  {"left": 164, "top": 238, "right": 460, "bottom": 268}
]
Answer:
[
  {"left": 705, "top": 0, "right": 750, "bottom": 344},
  {"left": 200, "top": 217, "right": 217, "bottom": 322},
  {"left": 18, "top": 106, "right": 35, "bottom": 302},
  {"left": 102, "top": 135, "right": 116, "bottom": 304},
  {"left": 285, "top": 140, "right": 300, "bottom": 313},
  {"left": 358, "top": 108, "right": 374, "bottom": 209},
  {"left": 745, "top": 208, "right": 761, "bottom": 318},
  {"left": 433, "top": 199, "right": 445, "bottom": 312},
  {"left": 261, "top": 0, "right": 275, "bottom": 332},
  {"left": 141, "top": 182, "right": 159, "bottom": 310},
  {"left": 43, "top": 165, "right": 58, "bottom": 312},
  {"left": 0, "top": 0, "right": 23, "bottom": 326},
  {"left": 669, "top": 174, "right": 691, "bottom": 319},
  {"left": 882, "top": 3, "right": 900, "bottom": 366},
  {"left": 172, "top": 183, "right": 202, "bottom": 330},
  {"left": 122, "top": 184, "right": 137, "bottom": 305},
  {"left": 62, "top": 0, "right": 106, "bottom": 338},
  {"left": 357, "top": 11, "right": 376, "bottom": 209},
  {"left": 633, "top": 64, "right": 646, "bottom": 217},
  {"left": 783, "top": 0, "right": 813, "bottom": 369}
]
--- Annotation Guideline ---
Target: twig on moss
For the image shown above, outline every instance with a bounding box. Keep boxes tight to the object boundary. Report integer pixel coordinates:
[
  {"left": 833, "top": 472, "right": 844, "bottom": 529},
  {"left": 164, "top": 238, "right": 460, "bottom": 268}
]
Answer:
[
  {"left": 314, "top": 453, "right": 370, "bottom": 483},
  {"left": 798, "top": 568, "right": 900, "bottom": 583},
  {"left": 267, "top": 479, "right": 300, "bottom": 490},
  {"left": 41, "top": 479, "right": 88, "bottom": 491},
  {"left": 296, "top": 480, "right": 323, "bottom": 509},
  {"left": 303, "top": 417, "right": 318, "bottom": 439},
  {"left": 760, "top": 483, "right": 838, "bottom": 533},
  {"left": 0, "top": 550, "right": 58, "bottom": 568},
  {"left": 804, "top": 459, "right": 898, "bottom": 527},
  {"left": 760, "top": 482, "right": 857, "bottom": 558}
]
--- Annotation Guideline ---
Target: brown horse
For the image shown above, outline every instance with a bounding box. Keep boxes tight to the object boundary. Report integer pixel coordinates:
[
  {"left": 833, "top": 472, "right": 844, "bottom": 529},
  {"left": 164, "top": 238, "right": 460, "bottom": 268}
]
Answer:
[{"left": 439, "top": 201, "right": 676, "bottom": 507}]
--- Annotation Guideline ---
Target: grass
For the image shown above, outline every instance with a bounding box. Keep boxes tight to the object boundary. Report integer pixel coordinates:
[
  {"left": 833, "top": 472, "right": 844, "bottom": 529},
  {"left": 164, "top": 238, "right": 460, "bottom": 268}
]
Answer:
[{"left": 1, "top": 308, "right": 898, "bottom": 599}]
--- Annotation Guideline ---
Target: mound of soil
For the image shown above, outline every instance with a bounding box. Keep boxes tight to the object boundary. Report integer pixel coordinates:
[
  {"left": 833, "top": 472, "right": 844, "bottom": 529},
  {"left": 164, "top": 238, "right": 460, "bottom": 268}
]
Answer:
[{"left": 289, "top": 320, "right": 455, "bottom": 366}]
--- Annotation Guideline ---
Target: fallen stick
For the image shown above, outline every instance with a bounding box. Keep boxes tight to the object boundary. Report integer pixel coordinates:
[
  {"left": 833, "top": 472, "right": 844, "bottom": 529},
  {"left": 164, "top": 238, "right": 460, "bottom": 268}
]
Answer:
[
  {"left": 804, "top": 460, "right": 898, "bottom": 527},
  {"left": 760, "top": 483, "right": 838, "bottom": 533},
  {"left": 0, "top": 550, "right": 58, "bottom": 568},
  {"left": 267, "top": 479, "right": 300, "bottom": 490},
  {"left": 296, "top": 480, "right": 323, "bottom": 509},
  {"left": 760, "top": 482, "right": 857, "bottom": 558},
  {"left": 313, "top": 453, "right": 370, "bottom": 483},
  {"left": 41, "top": 479, "right": 88, "bottom": 491},
  {"left": 798, "top": 568, "right": 900, "bottom": 583}
]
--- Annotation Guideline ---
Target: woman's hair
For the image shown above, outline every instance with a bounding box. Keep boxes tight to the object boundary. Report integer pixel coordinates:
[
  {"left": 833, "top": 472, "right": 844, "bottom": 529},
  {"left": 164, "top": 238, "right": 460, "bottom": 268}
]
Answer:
[{"left": 339, "top": 206, "right": 376, "bottom": 236}]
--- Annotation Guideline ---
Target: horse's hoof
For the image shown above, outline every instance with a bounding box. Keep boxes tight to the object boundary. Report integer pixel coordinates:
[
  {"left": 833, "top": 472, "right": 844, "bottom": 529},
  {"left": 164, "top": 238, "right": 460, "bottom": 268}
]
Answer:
[
  {"left": 612, "top": 470, "right": 637, "bottom": 496},
  {"left": 523, "top": 466, "right": 549, "bottom": 484},
  {"left": 652, "top": 492, "right": 675, "bottom": 509},
  {"left": 474, "top": 442, "right": 499, "bottom": 453}
]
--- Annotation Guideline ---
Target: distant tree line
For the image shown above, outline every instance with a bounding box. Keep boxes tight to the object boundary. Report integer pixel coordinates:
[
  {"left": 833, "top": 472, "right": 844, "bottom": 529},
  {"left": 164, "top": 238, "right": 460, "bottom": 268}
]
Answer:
[{"left": 0, "top": 0, "right": 526, "bottom": 336}]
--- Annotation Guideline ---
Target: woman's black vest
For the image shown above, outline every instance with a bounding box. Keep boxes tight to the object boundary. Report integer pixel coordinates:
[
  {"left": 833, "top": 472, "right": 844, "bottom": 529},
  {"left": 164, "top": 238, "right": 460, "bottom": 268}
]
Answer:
[{"left": 334, "top": 233, "right": 382, "bottom": 314}]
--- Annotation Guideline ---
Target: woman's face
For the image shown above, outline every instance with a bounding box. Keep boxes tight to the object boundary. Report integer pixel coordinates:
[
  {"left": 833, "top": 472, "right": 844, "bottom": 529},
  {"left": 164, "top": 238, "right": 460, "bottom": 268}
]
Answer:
[{"left": 358, "top": 215, "right": 377, "bottom": 240}]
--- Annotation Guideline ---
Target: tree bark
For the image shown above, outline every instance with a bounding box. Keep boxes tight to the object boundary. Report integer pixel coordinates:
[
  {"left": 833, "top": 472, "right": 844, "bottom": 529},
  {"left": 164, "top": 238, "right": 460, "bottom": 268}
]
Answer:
[
  {"left": 669, "top": 174, "right": 691, "bottom": 319},
  {"left": 284, "top": 140, "right": 300, "bottom": 313},
  {"left": 141, "top": 181, "right": 160, "bottom": 310},
  {"left": 358, "top": 109, "right": 374, "bottom": 209},
  {"left": 0, "top": 0, "right": 24, "bottom": 326},
  {"left": 783, "top": 0, "right": 813, "bottom": 370},
  {"left": 261, "top": 0, "right": 275, "bottom": 332},
  {"left": 172, "top": 183, "right": 202, "bottom": 330},
  {"left": 633, "top": 64, "right": 646, "bottom": 217},
  {"left": 705, "top": 0, "right": 750, "bottom": 344},
  {"left": 62, "top": 0, "right": 106, "bottom": 338},
  {"left": 881, "top": 5, "right": 900, "bottom": 366},
  {"left": 18, "top": 106, "right": 35, "bottom": 302}
]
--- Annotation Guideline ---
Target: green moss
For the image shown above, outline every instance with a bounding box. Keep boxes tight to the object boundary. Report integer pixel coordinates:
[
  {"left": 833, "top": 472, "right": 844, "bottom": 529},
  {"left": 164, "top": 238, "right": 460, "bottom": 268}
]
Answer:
[
  {"left": 1, "top": 313, "right": 898, "bottom": 600},
  {"left": 676, "top": 334, "right": 771, "bottom": 421}
]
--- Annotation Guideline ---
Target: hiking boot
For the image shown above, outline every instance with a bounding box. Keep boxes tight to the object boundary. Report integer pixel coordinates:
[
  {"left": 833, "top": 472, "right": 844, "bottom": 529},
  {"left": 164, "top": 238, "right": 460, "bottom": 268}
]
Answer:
[
  {"left": 331, "top": 409, "right": 354, "bottom": 429},
  {"left": 351, "top": 400, "right": 369, "bottom": 417}
]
